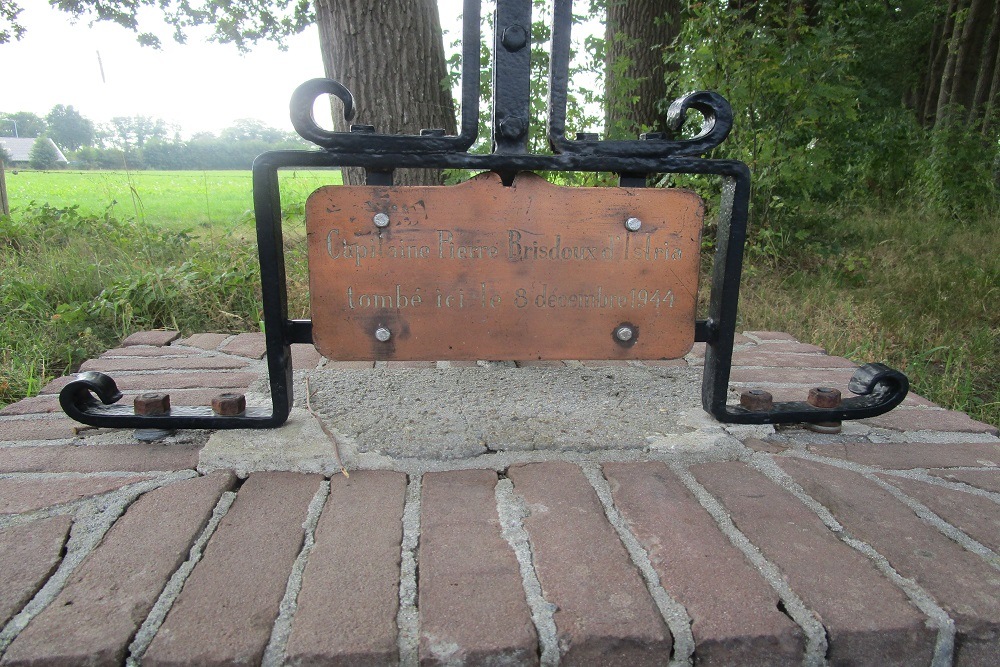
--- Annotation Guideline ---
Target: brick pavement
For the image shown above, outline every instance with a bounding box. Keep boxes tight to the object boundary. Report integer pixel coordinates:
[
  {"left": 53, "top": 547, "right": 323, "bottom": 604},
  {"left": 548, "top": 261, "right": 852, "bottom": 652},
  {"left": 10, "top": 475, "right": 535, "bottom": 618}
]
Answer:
[{"left": 0, "top": 330, "right": 998, "bottom": 665}]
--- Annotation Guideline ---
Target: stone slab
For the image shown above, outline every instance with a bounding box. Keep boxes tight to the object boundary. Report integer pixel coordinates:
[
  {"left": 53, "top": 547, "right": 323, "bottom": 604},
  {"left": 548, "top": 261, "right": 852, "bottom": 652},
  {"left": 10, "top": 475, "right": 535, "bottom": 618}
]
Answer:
[
  {"left": 0, "top": 444, "right": 201, "bottom": 474},
  {"left": 777, "top": 456, "right": 1000, "bottom": 666},
  {"left": 177, "top": 333, "right": 229, "bottom": 351},
  {"left": 3, "top": 473, "right": 235, "bottom": 666},
  {"left": 0, "top": 516, "right": 72, "bottom": 627},
  {"left": 807, "top": 441, "right": 1000, "bottom": 469},
  {"left": 928, "top": 469, "right": 1000, "bottom": 493},
  {"left": 419, "top": 470, "right": 538, "bottom": 665},
  {"left": 218, "top": 332, "right": 266, "bottom": 359},
  {"left": 877, "top": 474, "right": 1000, "bottom": 553},
  {"left": 304, "top": 365, "right": 702, "bottom": 459},
  {"left": 144, "top": 472, "right": 322, "bottom": 666},
  {"left": 122, "top": 330, "right": 181, "bottom": 347},
  {"left": 693, "top": 461, "right": 935, "bottom": 666},
  {"left": 604, "top": 462, "right": 804, "bottom": 665},
  {"left": 509, "top": 462, "right": 671, "bottom": 665},
  {"left": 285, "top": 471, "right": 407, "bottom": 666},
  {"left": 0, "top": 475, "right": 149, "bottom": 514},
  {"left": 79, "top": 356, "right": 249, "bottom": 372}
]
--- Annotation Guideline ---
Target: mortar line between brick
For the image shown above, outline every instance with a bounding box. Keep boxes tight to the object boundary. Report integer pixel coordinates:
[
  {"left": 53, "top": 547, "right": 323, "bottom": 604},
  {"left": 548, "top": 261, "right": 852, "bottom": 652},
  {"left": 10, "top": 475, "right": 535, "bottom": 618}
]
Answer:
[
  {"left": 125, "top": 489, "right": 238, "bottom": 666},
  {"left": 0, "top": 471, "right": 197, "bottom": 657},
  {"left": 579, "top": 463, "right": 694, "bottom": 667},
  {"left": 668, "top": 463, "right": 829, "bottom": 667},
  {"left": 874, "top": 468, "right": 1000, "bottom": 503},
  {"left": 494, "top": 477, "right": 560, "bottom": 666},
  {"left": 748, "top": 453, "right": 956, "bottom": 667},
  {"left": 786, "top": 450, "right": 1000, "bottom": 571},
  {"left": 262, "top": 479, "right": 331, "bottom": 667},
  {"left": 396, "top": 473, "right": 422, "bottom": 667}
]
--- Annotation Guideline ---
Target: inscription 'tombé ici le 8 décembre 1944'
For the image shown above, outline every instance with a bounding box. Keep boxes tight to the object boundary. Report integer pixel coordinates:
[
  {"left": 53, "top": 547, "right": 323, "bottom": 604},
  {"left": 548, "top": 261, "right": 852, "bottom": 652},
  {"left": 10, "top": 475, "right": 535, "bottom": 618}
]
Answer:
[{"left": 325, "top": 228, "right": 687, "bottom": 267}]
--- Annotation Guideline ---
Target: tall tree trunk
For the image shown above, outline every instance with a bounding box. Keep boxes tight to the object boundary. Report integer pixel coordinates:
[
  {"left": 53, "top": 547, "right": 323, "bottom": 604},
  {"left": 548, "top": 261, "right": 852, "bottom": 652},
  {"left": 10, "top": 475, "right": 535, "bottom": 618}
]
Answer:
[
  {"left": 604, "top": 0, "right": 683, "bottom": 139},
  {"left": 313, "top": 0, "right": 457, "bottom": 185},
  {"left": 969, "top": 2, "right": 1000, "bottom": 125},
  {"left": 935, "top": 0, "right": 967, "bottom": 122},
  {"left": 982, "top": 25, "right": 1000, "bottom": 134}
]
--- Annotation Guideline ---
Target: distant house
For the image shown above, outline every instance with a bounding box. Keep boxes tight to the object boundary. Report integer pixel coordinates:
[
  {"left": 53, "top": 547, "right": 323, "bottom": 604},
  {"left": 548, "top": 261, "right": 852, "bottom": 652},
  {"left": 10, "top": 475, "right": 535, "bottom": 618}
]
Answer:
[{"left": 0, "top": 137, "right": 69, "bottom": 165}]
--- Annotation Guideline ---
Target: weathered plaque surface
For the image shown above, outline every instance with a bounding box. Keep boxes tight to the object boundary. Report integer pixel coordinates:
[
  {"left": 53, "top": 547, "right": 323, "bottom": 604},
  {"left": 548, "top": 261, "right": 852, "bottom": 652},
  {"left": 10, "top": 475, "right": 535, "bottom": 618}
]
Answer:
[{"left": 306, "top": 172, "right": 703, "bottom": 360}]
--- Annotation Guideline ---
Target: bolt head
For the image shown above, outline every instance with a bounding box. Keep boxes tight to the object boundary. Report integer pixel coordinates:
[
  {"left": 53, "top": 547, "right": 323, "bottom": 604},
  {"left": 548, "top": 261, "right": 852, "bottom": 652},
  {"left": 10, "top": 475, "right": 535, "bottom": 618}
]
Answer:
[
  {"left": 498, "top": 117, "right": 526, "bottom": 141},
  {"left": 134, "top": 392, "right": 170, "bottom": 416},
  {"left": 625, "top": 217, "right": 642, "bottom": 232},
  {"left": 373, "top": 212, "right": 390, "bottom": 228},
  {"left": 375, "top": 326, "right": 392, "bottom": 342},
  {"left": 614, "top": 325, "right": 634, "bottom": 342},
  {"left": 739, "top": 388, "right": 774, "bottom": 411},
  {"left": 807, "top": 387, "right": 842, "bottom": 409},
  {"left": 501, "top": 24, "right": 528, "bottom": 51},
  {"left": 211, "top": 392, "right": 247, "bottom": 416}
]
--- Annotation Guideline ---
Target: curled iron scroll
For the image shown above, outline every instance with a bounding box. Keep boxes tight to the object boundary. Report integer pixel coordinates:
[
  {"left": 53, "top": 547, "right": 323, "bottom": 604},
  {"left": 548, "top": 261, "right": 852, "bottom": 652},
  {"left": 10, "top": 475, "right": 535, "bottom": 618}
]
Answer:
[{"left": 289, "top": 78, "right": 357, "bottom": 147}]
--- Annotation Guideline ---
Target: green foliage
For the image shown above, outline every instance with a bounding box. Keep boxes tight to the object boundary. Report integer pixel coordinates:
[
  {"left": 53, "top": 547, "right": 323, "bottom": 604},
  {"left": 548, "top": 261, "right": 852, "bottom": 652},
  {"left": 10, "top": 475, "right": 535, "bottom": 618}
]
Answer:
[
  {"left": 0, "top": 111, "right": 46, "bottom": 138},
  {"left": 0, "top": 142, "right": 11, "bottom": 165},
  {"left": 28, "top": 137, "right": 61, "bottom": 169},
  {"left": 46, "top": 104, "right": 96, "bottom": 151}
]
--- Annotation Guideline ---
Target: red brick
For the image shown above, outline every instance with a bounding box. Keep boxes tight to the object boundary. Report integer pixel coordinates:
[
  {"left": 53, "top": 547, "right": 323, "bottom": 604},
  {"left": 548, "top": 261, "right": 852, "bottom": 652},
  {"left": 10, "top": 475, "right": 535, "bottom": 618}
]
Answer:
[
  {"left": 286, "top": 471, "right": 407, "bottom": 666},
  {"left": 0, "top": 475, "right": 149, "bottom": 514},
  {"left": 508, "top": 462, "right": 671, "bottom": 665},
  {"left": 3, "top": 473, "right": 235, "bottom": 666},
  {"left": 218, "top": 332, "right": 266, "bottom": 359},
  {"left": 693, "top": 461, "right": 935, "bottom": 666},
  {"left": 101, "top": 346, "right": 189, "bottom": 358},
  {"left": 729, "top": 367, "right": 857, "bottom": 385},
  {"left": 730, "top": 351, "right": 857, "bottom": 369},
  {"left": 863, "top": 409, "right": 998, "bottom": 435},
  {"left": 776, "top": 456, "right": 1000, "bottom": 666},
  {"left": 80, "top": 356, "right": 249, "bottom": 372},
  {"left": 807, "top": 441, "right": 1000, "bottom": 469},
  {"left": 419, "top": 470, "right": 538, "bottom": 665},
  {"left": 122, "top": 330, "right": 180, "bottom": 347},
  {"left": 745, "top": 331, "right": 798, "bottom": 342},
  {"left": 753, "top": 342, "right": 826, "bottom": 355},
  {"left": 928, "top": 470, "right": 1000, "bottom": 494},
  {"left": 876, "top": 474, "right": 1000, "bottom": 554},
  {"left": 144, "top": 472, "right": 322, "bottom": 666},
  {"left": 604, "top": 462, "right": 804, "bottom": 665},
  {"left": 40, "top": 371, "right": 259, "bottom": 394},
  {"left": 0, "top": 395, "right": 62, "bottom": 416},
  {"left": 291, "top": 343, "right": 323, "bottom": 369},
  {"left": 744, "top": 438, "right": 789, "bottom": 454},
  {"left": 0, "top": 417, "right": 84, "bottom": 442},
  {"left": 0, "top": 516, "right": 71, "bottom": 627},
  {"left": 176, "top": 333, "right": 229, "bottom": 351},
  {"left": 0, "top": 443, "right": 201, "bottom": 474}
]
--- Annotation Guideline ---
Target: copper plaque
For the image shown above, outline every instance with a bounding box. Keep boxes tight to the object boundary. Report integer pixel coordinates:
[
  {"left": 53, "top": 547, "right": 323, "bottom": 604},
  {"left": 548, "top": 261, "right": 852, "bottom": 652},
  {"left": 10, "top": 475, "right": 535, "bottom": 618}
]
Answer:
[{"left": 306, "top": 172, "right": 703, "bottom": 360}]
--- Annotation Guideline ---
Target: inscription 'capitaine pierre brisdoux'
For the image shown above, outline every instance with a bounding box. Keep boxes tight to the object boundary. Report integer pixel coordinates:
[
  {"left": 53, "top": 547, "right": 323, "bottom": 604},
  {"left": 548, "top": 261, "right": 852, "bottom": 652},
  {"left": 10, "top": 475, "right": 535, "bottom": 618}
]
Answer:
[{"left": 306, "top": 171, "right": 704, "bottom": 361}]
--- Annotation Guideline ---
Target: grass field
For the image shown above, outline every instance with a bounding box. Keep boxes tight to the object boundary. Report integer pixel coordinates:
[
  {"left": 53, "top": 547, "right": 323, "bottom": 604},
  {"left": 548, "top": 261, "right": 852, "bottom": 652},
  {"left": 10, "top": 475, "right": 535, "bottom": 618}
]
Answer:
[{"left": 4, "top": 169, "right": 342, "bottom": 233}]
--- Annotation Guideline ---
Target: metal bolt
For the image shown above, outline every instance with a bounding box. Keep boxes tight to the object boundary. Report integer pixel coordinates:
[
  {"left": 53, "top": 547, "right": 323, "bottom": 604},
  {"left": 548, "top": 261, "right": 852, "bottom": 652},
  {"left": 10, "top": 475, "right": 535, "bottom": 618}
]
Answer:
[
  {"left": 640, "top": 132, "right": 666, "bottom": 140},
  {"left": 625, "top": 217, "right": 642, "bottom": 232},
  {"left": 614, "top": 325, "right": 634, "bottom": 342},
  {"left": 375, "top": 326, "right": 392, "bottom": 342},
  {"left": 373, "top": 212, "right": 390, "bottom": 228},
  {"left": 420, "top": 128, "right": 446, "bottom": 136},
  {"left": 807, "top": 387, "right": 842, "bottom": 409},
  {"left": 134, "top": 392, "right": 170, "bottom": 416},
  {"left": 501, "top": 24, "right": 528, "bottom": 51},
  {"left": 498, "top": 116, "right": 526, "bottom": 140},
  {"left": 739, "top": 389, "right": 774, "bottom": 412},
  {"left": 576, "top": 132, "right": 599, "bottom": 141},
  {"left": 350, "top": 124, "right": 375, "bottom": 133},
  {"left": 211, "top": 392, "right": 247, "bottom": 416}
]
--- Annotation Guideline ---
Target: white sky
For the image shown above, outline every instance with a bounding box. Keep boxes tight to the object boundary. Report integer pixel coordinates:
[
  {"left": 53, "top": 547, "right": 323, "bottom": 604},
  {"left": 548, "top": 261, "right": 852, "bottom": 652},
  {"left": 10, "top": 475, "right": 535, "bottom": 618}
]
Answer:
[{"left": 2, "top": 0, "right": 468, "bottom": 137}]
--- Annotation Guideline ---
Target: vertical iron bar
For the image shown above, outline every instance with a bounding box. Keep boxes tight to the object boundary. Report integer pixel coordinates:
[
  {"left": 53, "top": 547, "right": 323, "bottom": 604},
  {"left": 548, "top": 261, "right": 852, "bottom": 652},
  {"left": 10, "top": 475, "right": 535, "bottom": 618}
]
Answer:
[
  {"left": 547, "top": 0, "right": 573, "bottom": 148},
  {"left": 492, "top": 0, "right": 533, "bottom": 155}
]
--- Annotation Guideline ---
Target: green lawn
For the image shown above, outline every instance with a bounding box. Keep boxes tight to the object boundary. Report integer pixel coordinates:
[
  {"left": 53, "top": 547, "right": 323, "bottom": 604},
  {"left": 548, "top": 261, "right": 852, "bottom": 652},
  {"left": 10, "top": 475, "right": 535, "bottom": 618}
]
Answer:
[{"left": 4, "top": 169, "right": 342, "bottom": 233}]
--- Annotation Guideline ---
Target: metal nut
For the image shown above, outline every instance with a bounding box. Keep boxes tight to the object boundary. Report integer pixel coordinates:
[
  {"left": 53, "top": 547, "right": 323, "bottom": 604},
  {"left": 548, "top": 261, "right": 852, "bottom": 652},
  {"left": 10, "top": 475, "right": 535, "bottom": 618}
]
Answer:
[
  {"left": 625, "top": 217, "right": 642, "bottom": 232},
  {"left": 501, "top": 24, "right": 528, "bottom": 51},
  {"left": 614, "top": 325, "right": 634, "bottom": 342},
  {"left": 373, "top": 212, "right": 390, "bottom": 228},
  {"left": 498, "top": 116, "right": 526, "bottom": 140},
  {"left": 211, "top": 392, "right": 247, "bottom": 416},
  {"left": 807, "top": 387, "right": 842, "bottom": 409},
  {"left": 375, "top": 326, "right": 392, "bottom": 342},
  {"left": 134, "top": 392, "right": 170, "bottom": 416},
  {"left": 739, "top": 389, "right": 773, "bottom": 411}
]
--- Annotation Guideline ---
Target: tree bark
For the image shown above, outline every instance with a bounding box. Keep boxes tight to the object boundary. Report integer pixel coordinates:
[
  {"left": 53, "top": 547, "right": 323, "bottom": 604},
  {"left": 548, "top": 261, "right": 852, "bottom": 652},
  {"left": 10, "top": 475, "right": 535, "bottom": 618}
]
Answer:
[
  {"left": 0, "top": 159, "right": 8, "bottom": 217},
  {"left": 969, "top": 2, "right": 999, "bottom": 124},
  {"left": 312, "top": 0, "right": 457, "bottom": 185},
  {"left": 604, "top": 0, "right": 683, "bottom": 139},
  {"left": 935, "top": 0, "right": 968, "bottom": 122}
]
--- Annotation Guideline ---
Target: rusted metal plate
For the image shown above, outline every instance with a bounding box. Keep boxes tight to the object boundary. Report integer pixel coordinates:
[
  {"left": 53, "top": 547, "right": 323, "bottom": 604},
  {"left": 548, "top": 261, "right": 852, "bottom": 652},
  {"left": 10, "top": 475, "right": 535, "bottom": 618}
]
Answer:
[{"left": 306, "top": 172, "right": 703, "bottom": 360}]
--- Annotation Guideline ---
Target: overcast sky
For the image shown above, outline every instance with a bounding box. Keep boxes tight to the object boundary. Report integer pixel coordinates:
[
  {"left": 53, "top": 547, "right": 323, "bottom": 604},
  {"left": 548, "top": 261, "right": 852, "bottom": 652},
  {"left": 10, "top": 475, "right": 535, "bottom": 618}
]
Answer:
[{"left": 3, "top": 1, "right": 467, "bottom": 137}]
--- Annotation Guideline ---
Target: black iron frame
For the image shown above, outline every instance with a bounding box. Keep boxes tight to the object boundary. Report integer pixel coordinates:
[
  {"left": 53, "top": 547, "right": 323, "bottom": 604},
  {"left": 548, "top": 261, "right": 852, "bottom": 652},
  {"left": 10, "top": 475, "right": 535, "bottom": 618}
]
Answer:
[{"left": 60, "top": 0, "right": 908, "bottom": 430}]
